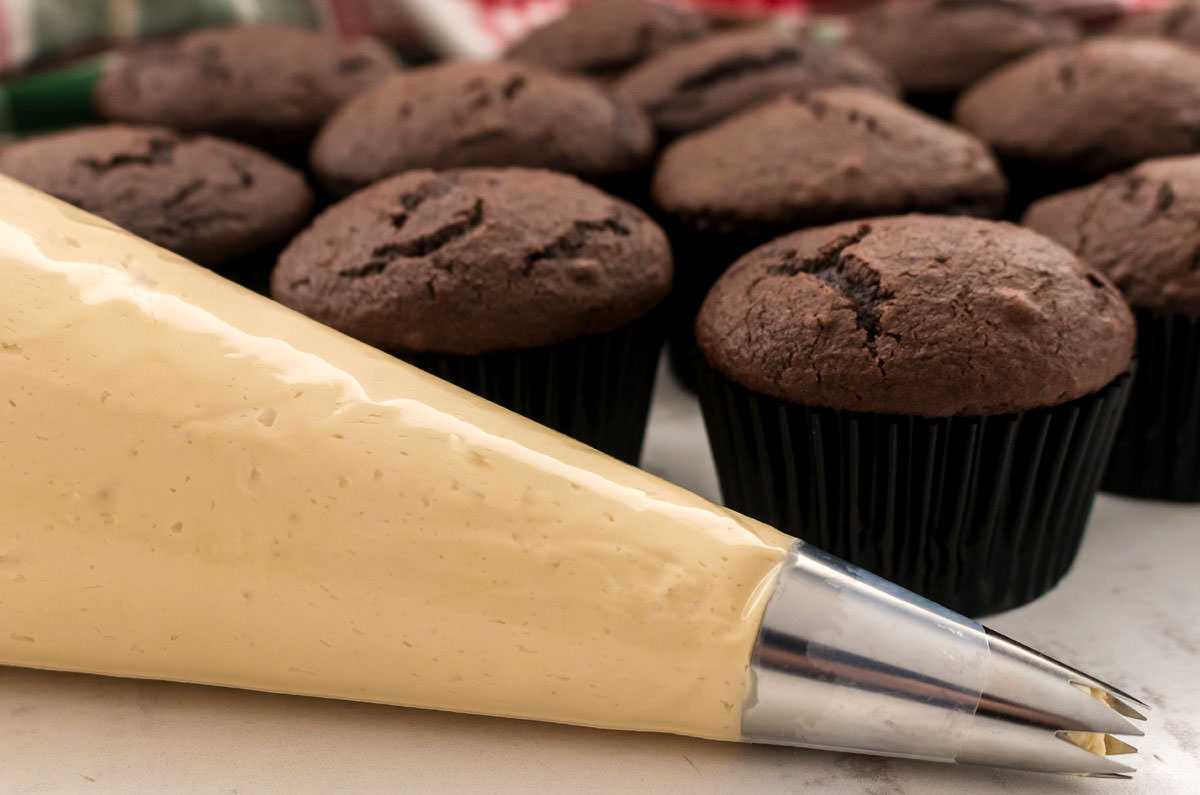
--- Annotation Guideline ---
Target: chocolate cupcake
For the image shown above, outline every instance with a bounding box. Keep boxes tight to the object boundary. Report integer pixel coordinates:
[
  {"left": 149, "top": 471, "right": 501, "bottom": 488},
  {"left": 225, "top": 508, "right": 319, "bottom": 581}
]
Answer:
[
  {"left": 651, "top": 88, "right": 1006, "bottom": 387},
  {"left": 0, "top": 124, "right": 312, "bottom": 292},
  {"left": 94, "top": 25, "right": 398, "bottom": 153},
  {"left": 1108, "top": 1, "right": 1200, "bottom": 47},
  {"left": 1024, "top": 156, "right": 1200, "bottom": 500},
  {"left": 955, "top": 37, "right": 1200, "bottom": 214},
  {"left": 847, "top": 0, "right": 1077, "bottom": 118},
  {"left": 614, "top": 24, "right": 899, "bottom": 140},
  {"left": 272, "top": 168, "right": 671, "bottom": 464},
  {"left": 506, "top": 0, "right": 709, "bottom": 79},
  {"left": 694, "top": 215, "right": 1134, "bottom": 616},
  {"left": 310, "top": 61, "right": 655, "bottom": 199}
]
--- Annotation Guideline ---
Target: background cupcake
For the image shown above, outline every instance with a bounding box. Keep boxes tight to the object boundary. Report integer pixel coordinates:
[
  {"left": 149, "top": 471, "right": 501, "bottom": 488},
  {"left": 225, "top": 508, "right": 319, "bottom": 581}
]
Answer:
[
  {"left": 614, "top": 24, "right": 898, "bottom": 141},
  {"left": 651, "top": 87, "right": 1006, "bottom": 387},
  {"left": 955, "top": 37, "right": 1200, "bottom": 216},
  {"left": 310, "top": 60, "right": 655, "bottom": 201},
  {"left": 847, "top": 0, "right": 1078, "bottom": 119},
  {"left": 505, "top": 0, "right": 710, "bottom": 80},
  {"left": 94, "top": 25, "right": 399, "bottom": 158},
  {"left": 272, "top": 167, "right": 671, "bottom": 465},
  {"left": 694, "top": 215, "right": 1134, "bottom": 616},
  {"left": 1024, "top": 155, "right": 1200, "bottom": 501},
  {"left": 0, "top": 124, "right": 313, "bottom": 293},
  {"left": 1107, "top": 1, "right": 1200, "bottom": 47}
]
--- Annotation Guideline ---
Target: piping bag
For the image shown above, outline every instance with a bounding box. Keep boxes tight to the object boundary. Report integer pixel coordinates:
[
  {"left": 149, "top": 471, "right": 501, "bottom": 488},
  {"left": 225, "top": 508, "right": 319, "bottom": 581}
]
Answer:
[{"left": 0, "top": 177, "right": 1145, "bottom": 777}]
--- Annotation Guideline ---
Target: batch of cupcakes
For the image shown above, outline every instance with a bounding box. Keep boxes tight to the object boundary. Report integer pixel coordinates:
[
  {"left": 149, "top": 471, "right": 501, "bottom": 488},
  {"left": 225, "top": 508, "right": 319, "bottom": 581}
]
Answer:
[{"left": 6, "top": 0, "right": 1200, "bottom": 618}]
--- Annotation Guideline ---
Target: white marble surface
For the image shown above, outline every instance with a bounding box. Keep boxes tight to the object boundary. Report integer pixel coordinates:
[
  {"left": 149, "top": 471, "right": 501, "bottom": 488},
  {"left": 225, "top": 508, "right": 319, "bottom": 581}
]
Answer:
[{"left": 2, "top": 364, "right": 1198, "bottom": 794}]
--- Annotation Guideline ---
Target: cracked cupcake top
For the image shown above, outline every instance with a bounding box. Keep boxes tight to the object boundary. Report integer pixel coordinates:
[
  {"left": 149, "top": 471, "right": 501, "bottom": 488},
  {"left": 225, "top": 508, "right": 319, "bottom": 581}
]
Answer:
[
  {"left": 955, "top": 37, "right": 1200, "bottom": 175},
  {"left": 94, "top": 26, "right": 398, "bottom": 146},
  {"left": 310, "top": 61, "right": 655, "bottom": 197},
  {"left": 696, "top": 215, "right": 1134, "bottom": 416},
  {"left": 271, "top": 168, "right": 672, "bottom": 355},
  {"left": 1023, "top": 155, "right": 1200, "bottom": 315},
  {"left": 847, "top": 0, "right": 1077, "bottom": 94},
  {"left": 614, "top": 25, "right": 898, "bottom": 138},
  {"left": 652, "top": 89, "right": 1006, "bottom": 241},
  {"left": 506, "top": 0, "right": 710, "bottom": 79},
  {"left": 0, "top": 124, "right": 313, "bottom": 268}
]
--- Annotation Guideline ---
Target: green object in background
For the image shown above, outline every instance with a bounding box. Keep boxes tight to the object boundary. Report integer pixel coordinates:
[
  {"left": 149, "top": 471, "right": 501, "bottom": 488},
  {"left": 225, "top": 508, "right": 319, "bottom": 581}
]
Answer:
[
  {"left": 808, "top": 18, "right": 846, "bottom": 43},
  {"left": 0, "top": 0, "right": 328, "bottom": 137},
  {"left": 25, "top": 1, "right": 321, "bottom": 69},
  {"left": 0, "top": 54, "right": 107, "bottom": 136}
]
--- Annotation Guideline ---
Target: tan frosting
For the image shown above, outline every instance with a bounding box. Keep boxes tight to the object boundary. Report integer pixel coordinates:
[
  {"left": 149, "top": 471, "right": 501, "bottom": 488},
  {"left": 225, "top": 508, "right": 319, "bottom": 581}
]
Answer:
[{"left": 0, "top": 177, "right": 792, "bottom": 740}]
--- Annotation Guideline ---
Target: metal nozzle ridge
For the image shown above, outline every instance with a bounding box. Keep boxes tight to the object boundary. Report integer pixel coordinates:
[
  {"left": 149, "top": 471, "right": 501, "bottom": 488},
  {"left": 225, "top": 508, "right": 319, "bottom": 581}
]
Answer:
[{"left": 742, "top": 542, "right": 1148, "bottom": 777}]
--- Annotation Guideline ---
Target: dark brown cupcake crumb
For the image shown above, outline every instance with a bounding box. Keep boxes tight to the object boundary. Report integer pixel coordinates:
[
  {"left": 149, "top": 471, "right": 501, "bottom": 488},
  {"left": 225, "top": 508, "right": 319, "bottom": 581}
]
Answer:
[
  {"left": 94, "top": 25, "right": 399, "bottom": 146},
  {"left": 848, "top": 0, "right": 1077, "bottom": 94},
  {"left": 615, "top": 25, "right": 898, "bottom": 138},
  {"left": 696, "top": 214, "right": 1133, "bottom": 416},
  {"left": 955, "top": 37, "right": 1200, "bottom": 175},
  {"left": 1023, "top": 155, "right": 1200, "bottom": 316},
  {"left": 310, "top": 61, "right": 655, "bottom": 197},
  {"left": 1108, "top": 1, "right": 1200, "bottom": 48},
  {"left": 653, "top": 89, "right": 1006, "bottom": 241},
  {"left": 0, "top": 124, "right": 313, "bottom": 268},
  {"left": 272, "top": 168, "right": 672, "bottom": 355},
  {"left": 506, "top": 0, "right": 709, "bottom": 79}
]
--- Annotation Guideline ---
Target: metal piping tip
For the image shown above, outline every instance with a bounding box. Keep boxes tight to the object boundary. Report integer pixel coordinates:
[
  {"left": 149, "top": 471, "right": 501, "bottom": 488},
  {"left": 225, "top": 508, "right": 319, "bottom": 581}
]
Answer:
[
  {"left": 742, "top": 542, "right": 1148, "bottom": 777},
  {"left": 984, "top": 627, "right": 1150, "bottom": 713},
  {"left": 969, "top": 628, "right": 1146, "bottom": 733},
  {"left": 955, "top": 627, "right": 1147, "bottom": 776},
  {"left": 979, "top": 629, "right": 1147, "bottom": 715}
]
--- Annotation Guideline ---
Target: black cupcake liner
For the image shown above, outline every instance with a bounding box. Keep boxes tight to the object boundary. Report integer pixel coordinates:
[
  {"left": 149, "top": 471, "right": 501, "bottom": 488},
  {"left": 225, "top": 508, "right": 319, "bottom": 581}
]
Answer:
[
  {"left": 1103, "top": 310, "right": 1200, "bottom": 501},
  {"left": 902, "top": 91, "right": 959, "bottom": 122},
  {"left": 661, "top": 223, "right": 763, "bottom": 392},
  {"left": 696, "top": 360, "right": 1133, "bottom": 617},
  {"left": 220, "top": 243, "right": 285, "bottom": 297},
  {"left": 998, "top": 157, "right": 1099, "bottom": 221},
  {"left": 596, "top": 165, "right": 659, "bottom": 219},
  {"left": 404, "top": 309, "right": 665, "bottom": 465}
]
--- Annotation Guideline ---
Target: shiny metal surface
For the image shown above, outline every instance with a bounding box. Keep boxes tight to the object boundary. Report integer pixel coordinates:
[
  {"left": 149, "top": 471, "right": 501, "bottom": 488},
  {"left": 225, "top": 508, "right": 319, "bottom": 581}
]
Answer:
[{"left": 743, "top": 542, "right": 1148, "bottom": 777}]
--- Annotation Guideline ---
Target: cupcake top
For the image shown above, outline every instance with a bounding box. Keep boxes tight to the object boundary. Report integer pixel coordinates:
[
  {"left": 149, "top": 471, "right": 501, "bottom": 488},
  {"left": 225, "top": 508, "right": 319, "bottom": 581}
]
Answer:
[
  {"left": 955, "top": 37, "right": 1200, "bottom": 175},
  {"left": 696, "top": 215, "right": 1134, "bottom": 416},
  {"left": 614, "top": 25, "right": 898, "bottom": 138},
  {"left": 847, "top": 0, "right": 1077, "bottom": 94},
  {"left": 1109, "top": 2, "right": 1200, "bottom": 48},
  {"left": 94, "top": 26, "right": 399, "bottom": 146},
  {"left": 0, "top": 125, "right": 312, "bottom": 268},
  {"left": 310, "top": 61, "right": 655, "bottom": 197},
  {"left": 506, "top": 0, "right": 710, "bottom": 79},
  {"left": 1023, "top": 156, "right": 1200, "bottom": 316},
  {"left": 272, "top": 168, "right": 672, "bottom": 355},
  {"left": 652, "top": 89, "right": 1006, "bottom": 241}
]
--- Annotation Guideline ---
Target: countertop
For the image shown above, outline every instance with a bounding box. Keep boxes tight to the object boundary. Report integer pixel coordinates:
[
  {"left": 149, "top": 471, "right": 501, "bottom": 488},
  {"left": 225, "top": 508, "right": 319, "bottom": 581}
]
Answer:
[{"left": 3, "top": 362, "right": 1198, "bottom": 794}]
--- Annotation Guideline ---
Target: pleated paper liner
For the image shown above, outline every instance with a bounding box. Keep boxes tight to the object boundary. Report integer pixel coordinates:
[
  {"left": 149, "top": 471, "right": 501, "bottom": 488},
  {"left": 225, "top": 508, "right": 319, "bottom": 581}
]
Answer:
[
  {"left": 1103, "top": 310, "right": 1200, "bottom": 501},
  {"left": 596, "top": 165, "right": 659, "bottom": 220},
  {"left": 404, "top": 308, "right": 665, "bottom": 466},
  {"left": 696, "top": 360, "right": 1133, "bottom": 617},
  {"left": 221, "top": 240, "right": 292, "bottom": 298},
  {"left": 904, "top": 91, "right": 959, "bottom": 122},
  {"left": 997, "top": 157, "right": 1098, "bottom": 221},
  {"left": 660, "top": 222, "right": 763, "bottom": 392}
]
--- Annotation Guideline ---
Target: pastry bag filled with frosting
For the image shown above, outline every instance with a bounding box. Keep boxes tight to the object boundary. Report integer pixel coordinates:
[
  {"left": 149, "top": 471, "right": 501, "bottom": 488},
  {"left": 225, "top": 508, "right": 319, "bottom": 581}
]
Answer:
[{"left": 0, "top": 177, "right": 1145, "bottom": 776}]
